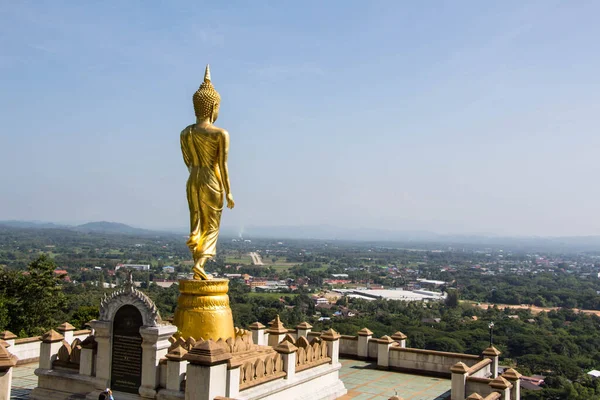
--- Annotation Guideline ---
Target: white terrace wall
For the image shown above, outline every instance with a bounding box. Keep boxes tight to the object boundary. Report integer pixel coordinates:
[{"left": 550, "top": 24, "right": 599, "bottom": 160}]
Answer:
[
  {"left": 453, "top": 358, "right": 513, "bottom": 400},
  {"left": 468, "top": 359, "right": 493, "bottom": 379},
  {"left": 389, "top": 347, "right": 481, "bottom": 377},
  {"left": 367, "top": 339, "right": 378, "bottom": 359},
  {"left": 182, "top": 327, "right": 347, "bottom": 400},
  {"left": 301, "top": 328, "right": 484, "bottom": 374},
  {"left": 465, "top": 377, "right": 494, "bottom": 397},
  {"left": 11, "top": 337, "right": 40, "bottom": 364},
  {"left": 11, "top": 329, "right": 91, "bottom": 364},
  {"left": 339, "top": 336, "right": 358, "bottom": 356},
  {"left": 239, "top": 362, "right": 345, "bottom": 400}
]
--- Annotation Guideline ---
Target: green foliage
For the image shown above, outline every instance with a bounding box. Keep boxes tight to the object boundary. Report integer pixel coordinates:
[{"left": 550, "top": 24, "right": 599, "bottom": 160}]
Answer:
[
  {"left": 70, "top": 306, "right": 99, "bottom": 329},
  {"left": 522, "top": 374, "right": 600, "bottom": 400},
  {"left": 445, "top": 289, "right": 459, "bottom": 308},
  {"left": 143, "top": 283, "right": 180, "bottom": 316},
  {"left": 0, "top": 295, "right": 10, "bottom": 329},
  {"left": 459, "top": 272, "right": 600, "bottom": 310},
  {"left": 0, "top": 255, "right": 67, "bottom": 336},
  {"left": 425, "top": 336, "right": 465, "bottom": 353}
]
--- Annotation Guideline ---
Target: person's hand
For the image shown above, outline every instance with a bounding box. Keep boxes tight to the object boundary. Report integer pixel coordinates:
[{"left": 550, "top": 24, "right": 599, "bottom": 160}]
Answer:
[{"left": 226, "top": 193, "right": 235, "bottom": 209}]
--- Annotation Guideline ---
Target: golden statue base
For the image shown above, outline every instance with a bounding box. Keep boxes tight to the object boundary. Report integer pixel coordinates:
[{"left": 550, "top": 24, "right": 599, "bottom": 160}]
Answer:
[{"left": 173, "top": 279, "right": 235, "bottom": 341}]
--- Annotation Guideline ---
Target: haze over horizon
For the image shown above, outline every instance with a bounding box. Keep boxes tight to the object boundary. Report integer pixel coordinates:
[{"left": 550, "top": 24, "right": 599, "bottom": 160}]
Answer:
[{"left": 2, "top": 1, "right": 599, "bottom": 237}]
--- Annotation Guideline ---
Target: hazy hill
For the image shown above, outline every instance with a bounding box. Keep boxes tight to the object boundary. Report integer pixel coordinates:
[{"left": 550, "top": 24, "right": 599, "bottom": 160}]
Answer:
[
  {"left": 0, "top": 220, "right": 161, "bottom": 236},
  {"left": 1, "top": 220, "right": 600, "bottom": 252},
  {"left": 231, "top": 224, "right": 600, "bottom": 252},
  {"left": 0, "top": 220, "right": 68, "bottom": 229},
  {"left": 72, "top": 221, "right": 154, "bottom": 235}
]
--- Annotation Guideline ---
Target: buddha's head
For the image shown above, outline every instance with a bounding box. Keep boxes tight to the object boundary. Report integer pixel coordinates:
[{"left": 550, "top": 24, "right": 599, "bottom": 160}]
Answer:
[{"left": 193, "top": 65, "right": 221, "bottom": 122}]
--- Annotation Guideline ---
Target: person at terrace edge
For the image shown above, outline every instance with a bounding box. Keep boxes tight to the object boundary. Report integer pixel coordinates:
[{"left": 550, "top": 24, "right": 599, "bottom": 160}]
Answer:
[
  {"left": 99, "top": 388, "right": 114, "bottom": 400},
  {"left": 180, "top": 65, "right": 235, "bottom": 280}
]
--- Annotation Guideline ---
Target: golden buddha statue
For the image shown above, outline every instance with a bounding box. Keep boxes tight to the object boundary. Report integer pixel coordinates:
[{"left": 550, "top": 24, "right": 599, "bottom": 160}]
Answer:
[
  {"left": 181, "top": 65, "right": 234, "bottom": 280},
  {"left": 173, "top": 65, "right": 235, "bottom": 341}
]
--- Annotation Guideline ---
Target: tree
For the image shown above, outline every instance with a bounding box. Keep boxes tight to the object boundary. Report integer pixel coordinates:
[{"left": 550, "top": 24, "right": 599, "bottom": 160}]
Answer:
[
  {"left": 445, "top": 289, "right": 459, "bottom": 308},
  {"left": 426, "top": 336, "right": 465, "bottom": 353},
  {"left": 0, "top": 295, "right": 10, "bottom": 330},
  {"left": 70, "top": 306, "right": 99, "bottom": 329},
  {"left": 1, "top": 255, "right": 67, "bottom": 336}
]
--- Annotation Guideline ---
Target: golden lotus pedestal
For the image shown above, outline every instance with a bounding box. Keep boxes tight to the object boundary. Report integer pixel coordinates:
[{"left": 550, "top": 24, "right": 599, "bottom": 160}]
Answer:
[{"left": 173, "top": 279, "right": 235, "bottom": 341}]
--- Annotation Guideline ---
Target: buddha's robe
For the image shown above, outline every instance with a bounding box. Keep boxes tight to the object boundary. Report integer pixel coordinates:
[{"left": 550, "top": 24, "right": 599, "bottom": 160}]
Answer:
[{"left": 180, "top": 124, "right": 224, "bottom": 260}]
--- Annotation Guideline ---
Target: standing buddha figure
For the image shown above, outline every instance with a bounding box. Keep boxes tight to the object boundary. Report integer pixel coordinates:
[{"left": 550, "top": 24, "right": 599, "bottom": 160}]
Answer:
[{"left": 180, "top": 65, "right": 234, "bottom": 280}]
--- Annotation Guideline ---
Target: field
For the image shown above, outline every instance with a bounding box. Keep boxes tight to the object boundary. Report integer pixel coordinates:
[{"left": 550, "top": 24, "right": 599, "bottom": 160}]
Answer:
[
  {"left": 224, "top": 255, "right": 253, "bottom": 264},
  {"left": 465, "top": 301, "right": 600, "bottom": 317},
  {"left": 268, "top": 263, "right": 297, "bottom": 271},
  {"left": 253, "top": 254, "right": 298, "bottom": 271},
  {"left": 246, "top": 292, "right": 298, "bottom": 300}
]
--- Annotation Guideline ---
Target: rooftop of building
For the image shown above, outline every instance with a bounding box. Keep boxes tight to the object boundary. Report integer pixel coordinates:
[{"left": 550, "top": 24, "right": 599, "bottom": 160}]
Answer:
[{"left": 334, "top": 288, "right": 445, "bottom": 301}]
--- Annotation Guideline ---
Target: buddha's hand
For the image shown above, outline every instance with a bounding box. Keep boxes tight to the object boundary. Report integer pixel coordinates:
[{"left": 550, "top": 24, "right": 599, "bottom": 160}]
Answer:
[{"left": 226, "top": 193, "right": 235, "bottom": 209}]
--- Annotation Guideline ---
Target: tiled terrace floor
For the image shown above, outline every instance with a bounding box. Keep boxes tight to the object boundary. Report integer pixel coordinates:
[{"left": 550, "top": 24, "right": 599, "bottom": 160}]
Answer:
[
  {"left": 10, "top": 362, "right": 37, "bottom": 399},
  {"left": 338, "top": 359, "right": 451, "bottom": 400},
  {"left": 11, "top": 359, "right": 450, "bottom": 400}
]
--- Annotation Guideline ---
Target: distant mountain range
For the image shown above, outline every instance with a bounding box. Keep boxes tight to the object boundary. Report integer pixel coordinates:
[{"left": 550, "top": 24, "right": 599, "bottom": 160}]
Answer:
[
  {"left": 73, "top": 221, "right": 157, "bottom": 235},
  {"left": 0, "top": 220, "right": 160, "bottom": 236},
  {"left": 1, "top": 220, "right": 600, "bottom": 252},
  {"left": 229, "top": 224, "right": 600, "bottom": 251}
]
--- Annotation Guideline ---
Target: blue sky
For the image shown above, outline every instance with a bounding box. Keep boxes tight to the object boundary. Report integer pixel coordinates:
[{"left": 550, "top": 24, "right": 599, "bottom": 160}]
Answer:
[{"left": 1, "top": 0, "right": 599, "bottom": 236}]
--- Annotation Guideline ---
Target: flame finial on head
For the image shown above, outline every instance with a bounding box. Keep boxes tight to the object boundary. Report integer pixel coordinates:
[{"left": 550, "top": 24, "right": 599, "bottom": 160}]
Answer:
[
  {"left": 193, "top": 64, "right": 220, "bottom": 119},
  {"left": 204, "top": 64, "right": 211, "bottom": 82}
]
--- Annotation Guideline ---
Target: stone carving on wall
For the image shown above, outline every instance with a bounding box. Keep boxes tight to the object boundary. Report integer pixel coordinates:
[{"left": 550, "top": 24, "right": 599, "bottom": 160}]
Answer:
[
  {"left": 98, "top": 272, "right": 161, "bottom": 326},
  {"left": 239, "top": 352, "right": 284, "bottom": 390},
  {"left": 53, "top": 337, "right": 83, "bottom": 369},
  {"left": 295, "top": 336, "right": 330, "bottom": 372},
  {"left": 168, "top": 326, "right": 254, "bottom": 353}
]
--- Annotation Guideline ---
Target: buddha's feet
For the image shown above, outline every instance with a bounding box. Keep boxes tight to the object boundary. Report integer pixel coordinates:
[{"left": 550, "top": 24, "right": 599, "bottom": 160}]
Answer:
[
  {"left": 192, "top": 261, "right": 212, "bottom": 280},
  {"left": 192, "top": 270, "right": 213, "bottom": 280}
]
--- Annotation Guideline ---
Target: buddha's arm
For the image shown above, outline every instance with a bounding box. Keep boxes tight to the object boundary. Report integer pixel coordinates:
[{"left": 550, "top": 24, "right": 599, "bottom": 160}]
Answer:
[
  {"left": 180, "top": 130, "right": 192, "bottom": 172},
  {"left": 218, "top": 130, "right": 232, "bottom": 196}
]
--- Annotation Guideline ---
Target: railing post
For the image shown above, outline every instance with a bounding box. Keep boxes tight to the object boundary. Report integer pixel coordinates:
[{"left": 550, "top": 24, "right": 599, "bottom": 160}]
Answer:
[
  {"left": 183, "top": 340, "right": 231, "bottom": 400},
  {"left": 39, "top": 330, "right": 64, "bottom": 370},
  {"left": 357, "top": 328, "right": 373, "bottom": 360},
  {"left": 321, "top": 328, "right": 341, "bottom": 365},
  {"left": 0, "top": 341, "right": 18, "bottom": 400},
  {"left": 296, "top": 322, "right": 312, "bottom": 339},
  {"left": 89, "top": 320, "right": 111, "bottom": 386},
  {"left": 226, "top": 363, "right": 241, "bottom": 398},
  {"left": 139, "top": 324, "right": 177, "bottom": 398},
  {"left": 391, "top": 331, "right": 407, "bottom": 348},
  {"left": 0, "top": 332, "right": 16, "bottom": 349},
  {"left": 165, "top": 345, "right": 188, "bottom": 392},
  {"left": 266, "top": 316, "right": 288, "bottom": 347},
  {"left": 56, "top": 322, "right": 76, "bottom": 344},
  {"left": 450, "top": 361, "right": 469, "bottom": 400},
  {"left": 79, "top": 335, "right": 97, "bottom": 376},
  {"left": 248, "top": 322, "right": 266, "bottom": 346},
  {"left": 377, "top": 336, "right": 394, "bottom": 369},
  {"left": 275, "top": 340, "right": 298, "bottom": 381},
  {"left": 502, "top": 368, "right": 522, "bottom": 400},
  {"left": 482, "top": 346, "right": 501, "bottom": 378},
  {"left": 489, "top": 376, "right": 512, "bottom": 400}
]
